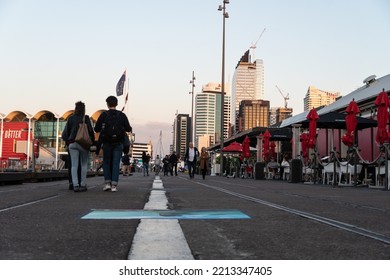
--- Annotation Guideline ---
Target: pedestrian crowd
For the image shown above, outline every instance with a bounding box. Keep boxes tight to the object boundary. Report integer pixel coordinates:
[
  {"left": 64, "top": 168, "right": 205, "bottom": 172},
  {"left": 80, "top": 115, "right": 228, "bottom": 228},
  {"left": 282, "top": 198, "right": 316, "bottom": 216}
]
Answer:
[{"left": 61, "top": 97, "right": 212, "bottom": 193}]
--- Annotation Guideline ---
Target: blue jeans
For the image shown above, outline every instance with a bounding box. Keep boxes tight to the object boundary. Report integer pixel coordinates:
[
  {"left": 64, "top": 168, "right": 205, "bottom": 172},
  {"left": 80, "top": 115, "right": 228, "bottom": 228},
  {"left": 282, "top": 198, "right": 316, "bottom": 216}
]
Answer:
[
  {"left": 68, "top": 142, "right": 89, "bottom": 187},
  {"left": 143, "top": 163, "right": 149, "bottom": 176},
  {"left": 102, "top": 142, "right": 123, "bottom": 186}
]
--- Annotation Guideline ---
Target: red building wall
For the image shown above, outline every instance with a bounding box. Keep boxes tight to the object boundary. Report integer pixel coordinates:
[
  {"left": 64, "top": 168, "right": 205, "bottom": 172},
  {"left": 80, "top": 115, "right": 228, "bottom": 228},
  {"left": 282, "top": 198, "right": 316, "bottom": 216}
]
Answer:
[{"left": 1, "top": 122, "right": 30, "bottom": 161}]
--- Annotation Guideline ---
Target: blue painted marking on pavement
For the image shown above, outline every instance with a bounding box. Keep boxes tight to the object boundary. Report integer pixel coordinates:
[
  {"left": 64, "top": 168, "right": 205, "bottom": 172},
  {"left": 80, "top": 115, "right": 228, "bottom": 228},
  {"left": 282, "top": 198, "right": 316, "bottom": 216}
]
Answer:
[{"left": 81, "top": 209, "right": 251, "bottom": 220}]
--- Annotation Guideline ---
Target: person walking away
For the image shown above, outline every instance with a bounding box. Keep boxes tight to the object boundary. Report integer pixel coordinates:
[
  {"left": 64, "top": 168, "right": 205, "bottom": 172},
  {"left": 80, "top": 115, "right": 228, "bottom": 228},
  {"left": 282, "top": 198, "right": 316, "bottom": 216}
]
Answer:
[
  {"left": 142, "top": 151, "right": 150, "bottom": 176},
  {"left": 62, "top": 101, "right": 95, "bottom": 192},
  {"left": 62, "top": 125, "right": 81, "bottom": 190},
  {"left": 94, "top": 96, "right": 132, "bottom": 192},
  {"left": 162, "top": 155, "right": 170, "bottom": 176},
  {"left": 199, "top": 147, "right": 210, "bottom": 180},
  {"left": 169, "top": 151, "right": 178, "bottom": 176},
  {"left": 154, "top": 155, "right": 161, "bottom": 175},
  {"left": 121, "top": 153, "right": 130, "bottom": 176},
  {"left": 185, "top": 142, "right": 199, "bottom": 179}
]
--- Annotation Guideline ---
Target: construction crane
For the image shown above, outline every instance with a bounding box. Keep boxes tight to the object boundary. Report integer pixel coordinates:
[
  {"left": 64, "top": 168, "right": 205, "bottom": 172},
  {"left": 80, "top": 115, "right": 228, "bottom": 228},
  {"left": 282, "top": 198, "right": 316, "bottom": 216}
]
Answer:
[
  {"left": 275, "top": 85, "right": 290, "bottom": 108},
  {"left": 250, "top": 27, "right": 266, "bottom": 62}
]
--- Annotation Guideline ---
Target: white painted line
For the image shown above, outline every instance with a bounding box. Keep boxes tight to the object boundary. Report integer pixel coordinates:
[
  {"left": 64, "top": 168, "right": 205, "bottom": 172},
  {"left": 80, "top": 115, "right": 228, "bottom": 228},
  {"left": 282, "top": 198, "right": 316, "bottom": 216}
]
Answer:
[{"left": 128, "top": 176, "right": 193, "bottom": 260}]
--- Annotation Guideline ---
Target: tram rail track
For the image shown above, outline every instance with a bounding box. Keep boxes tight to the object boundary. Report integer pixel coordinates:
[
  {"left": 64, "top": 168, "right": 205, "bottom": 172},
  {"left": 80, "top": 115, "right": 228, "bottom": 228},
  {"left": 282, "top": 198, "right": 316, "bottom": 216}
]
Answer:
[
  {"left": 213, "top": 179, "right": 390, "bottom": 215},
  {"left": 0, "top": 194, "right": 60, "bottom": 213},
  {"left": 185, "top": 178, "right": 390, "bottom": 245}
]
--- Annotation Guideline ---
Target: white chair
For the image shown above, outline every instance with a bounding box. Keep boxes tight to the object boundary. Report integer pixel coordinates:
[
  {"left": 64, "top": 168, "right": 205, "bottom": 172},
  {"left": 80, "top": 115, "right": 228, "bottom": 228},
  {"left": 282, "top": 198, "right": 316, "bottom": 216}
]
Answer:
[
  {"left": 303, "top": 166, "right": 314, "bottom": 182},
  {"left": 267, "top": 167, "right": 277, "bottom": 179},
  {"left": 322, "top": 162, "right": 339, "bottom": 185},
  {"left": 283, "top": 165, "right": 290, "bottom": 180},
  {"left": 339, "top": 162, "right": 362, "bottom": 184},
  {"left": 376, "top": 161, "right": 390, "bottom": 187}
]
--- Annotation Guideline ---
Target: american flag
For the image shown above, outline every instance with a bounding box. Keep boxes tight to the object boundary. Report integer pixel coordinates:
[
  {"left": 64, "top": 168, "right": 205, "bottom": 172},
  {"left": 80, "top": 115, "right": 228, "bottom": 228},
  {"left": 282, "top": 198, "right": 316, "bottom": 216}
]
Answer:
[{"left": 116, "top": 70, "right": 126, "bottom": 96}]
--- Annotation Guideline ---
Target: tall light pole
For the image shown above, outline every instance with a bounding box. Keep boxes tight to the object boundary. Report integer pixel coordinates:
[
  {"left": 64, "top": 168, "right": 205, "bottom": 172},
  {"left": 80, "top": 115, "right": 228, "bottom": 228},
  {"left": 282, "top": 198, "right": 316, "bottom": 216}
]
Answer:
[
  {"left": 189, "top": 71, "right": 196, "bottom": 143},
  {"left": 218, "top": 0, "right": 229, "bottom": 175}
]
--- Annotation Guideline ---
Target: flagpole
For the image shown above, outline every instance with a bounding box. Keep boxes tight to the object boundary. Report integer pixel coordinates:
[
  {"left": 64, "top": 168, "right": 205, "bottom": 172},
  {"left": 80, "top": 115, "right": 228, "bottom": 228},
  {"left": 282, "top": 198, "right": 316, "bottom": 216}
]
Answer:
[
  {"left": 126, "top": 76, "right": 130, "bottom": 116},
  {"left": 123, "top": 68, "right": 127, "bottom": 113}
]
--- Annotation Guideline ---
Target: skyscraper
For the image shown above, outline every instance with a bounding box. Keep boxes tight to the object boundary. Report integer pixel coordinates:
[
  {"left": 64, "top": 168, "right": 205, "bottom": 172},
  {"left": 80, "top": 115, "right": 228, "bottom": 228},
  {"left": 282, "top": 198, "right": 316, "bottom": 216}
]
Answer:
[
  {"left": 172, "top": 113, "right": 191, "bottom": 159},
  {"left": 195, "top": 83, "right": 230, "bottom": 149},
  {"left": 303, "top": 86, "right": 340, "bottom": 111},
  {"left": 231, "top": 50, "right": 264, "bottom": 134}
]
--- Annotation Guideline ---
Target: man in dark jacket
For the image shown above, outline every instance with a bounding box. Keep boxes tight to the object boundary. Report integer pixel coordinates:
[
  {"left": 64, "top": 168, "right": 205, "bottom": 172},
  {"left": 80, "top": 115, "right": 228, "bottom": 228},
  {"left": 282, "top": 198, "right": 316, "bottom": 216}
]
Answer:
[
  {"left": 169, "top": 151, "right": 178, "bottom": 176},
  {"left": 94, "top": 96, "right": 132, "bottom": 192},
  {"left": 184, "top": 142, "right": 199, "bottom": 179}
]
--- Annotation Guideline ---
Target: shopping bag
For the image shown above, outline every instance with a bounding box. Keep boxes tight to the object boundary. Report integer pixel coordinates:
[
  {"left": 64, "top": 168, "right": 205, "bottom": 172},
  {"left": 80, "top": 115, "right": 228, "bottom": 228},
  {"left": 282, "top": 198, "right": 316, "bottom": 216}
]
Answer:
[{"left": 75, "top": 116, "right": 92, "bottom": 150}]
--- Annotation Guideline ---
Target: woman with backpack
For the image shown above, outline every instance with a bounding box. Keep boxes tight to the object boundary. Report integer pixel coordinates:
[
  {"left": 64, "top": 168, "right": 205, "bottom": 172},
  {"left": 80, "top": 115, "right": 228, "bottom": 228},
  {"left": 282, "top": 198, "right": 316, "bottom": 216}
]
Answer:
[{"left": 94, "top": 96, "right": 132, "bottom": 192}]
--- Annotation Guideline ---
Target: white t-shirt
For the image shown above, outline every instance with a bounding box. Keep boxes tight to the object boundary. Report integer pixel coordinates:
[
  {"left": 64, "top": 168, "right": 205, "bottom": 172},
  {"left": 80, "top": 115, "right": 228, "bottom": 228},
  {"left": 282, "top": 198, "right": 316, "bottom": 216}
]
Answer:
[{"left": 188, "top": 148, "right": 195, "bottom": 162}]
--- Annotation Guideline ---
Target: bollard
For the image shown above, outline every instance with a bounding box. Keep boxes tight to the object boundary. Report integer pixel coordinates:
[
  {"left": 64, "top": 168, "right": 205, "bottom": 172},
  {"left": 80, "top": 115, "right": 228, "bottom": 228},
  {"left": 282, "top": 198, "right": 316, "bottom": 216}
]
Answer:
[
  {"left": 255, "top": 162, "right": 265, "bottom": 180},
  {"left": 290, "top": 159, "right": 303, "bottom": 183}
]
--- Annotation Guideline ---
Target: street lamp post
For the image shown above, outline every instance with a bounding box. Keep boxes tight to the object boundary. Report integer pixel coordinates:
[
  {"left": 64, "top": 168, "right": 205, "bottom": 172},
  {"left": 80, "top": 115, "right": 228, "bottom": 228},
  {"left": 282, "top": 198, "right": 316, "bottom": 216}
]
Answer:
[
  {"left": 189, "top": 71, "right": 196, "bottom": 143},
  {"left": 218, "top": 0, "right": 229, "bottom": 176}
]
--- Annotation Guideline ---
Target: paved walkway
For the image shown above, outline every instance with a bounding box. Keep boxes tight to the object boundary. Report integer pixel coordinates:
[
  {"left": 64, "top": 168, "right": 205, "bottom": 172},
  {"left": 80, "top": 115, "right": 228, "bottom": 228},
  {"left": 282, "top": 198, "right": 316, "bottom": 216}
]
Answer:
[{"left": 0, "top": 172, "right": 389, "bottom": 259}]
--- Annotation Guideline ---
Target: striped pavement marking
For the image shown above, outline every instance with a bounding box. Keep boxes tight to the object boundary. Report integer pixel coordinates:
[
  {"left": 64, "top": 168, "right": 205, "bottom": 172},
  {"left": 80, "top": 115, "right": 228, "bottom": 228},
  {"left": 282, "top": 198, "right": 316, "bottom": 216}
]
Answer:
[{"left": 127, "top": 176, "right": 194, "bottom": 260}]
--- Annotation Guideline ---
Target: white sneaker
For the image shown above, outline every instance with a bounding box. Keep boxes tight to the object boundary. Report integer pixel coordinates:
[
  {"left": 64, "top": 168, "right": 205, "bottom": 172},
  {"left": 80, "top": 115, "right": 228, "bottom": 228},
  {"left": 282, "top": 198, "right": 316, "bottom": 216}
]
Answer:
[
  {"left": 103, "top": 184, "right": 111, "bottom": 191},
  {"left": 111, "top": 186, "right": 118, "bottom": 192}
]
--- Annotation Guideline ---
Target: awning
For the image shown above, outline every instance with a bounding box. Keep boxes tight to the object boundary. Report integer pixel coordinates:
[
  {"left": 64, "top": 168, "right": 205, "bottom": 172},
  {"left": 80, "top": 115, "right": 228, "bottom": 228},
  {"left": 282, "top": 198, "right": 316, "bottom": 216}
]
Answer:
[{"left": 299, "top": 111, "right": 377, "bottom": 130}]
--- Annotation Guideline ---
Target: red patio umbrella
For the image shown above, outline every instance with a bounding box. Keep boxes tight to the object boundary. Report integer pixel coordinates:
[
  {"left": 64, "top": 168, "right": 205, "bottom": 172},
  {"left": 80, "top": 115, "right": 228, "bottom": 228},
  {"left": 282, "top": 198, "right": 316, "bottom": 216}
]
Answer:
[
  {"left": 222, "top": 141, "right": 243, "bottom": 153},
  {"left": 342, "top": 99, "right": 360, "bottom": 147},
  {"left": 262, "top": 129, "right": 271, "bottom": 161},
  {"left": 300, "top": 132, "right": 309, "bottom": 159},
  {"left": 241, "top": 136, "right": 251, "bottom": 160},
  {"left": 270, "top": 141, "right": 276, "bottom": 159},
  {"left": 375, "top": 90, "right": 390, "bottom": 144},
  {"left": 306, "top": 108, "right": 319, "bottom": 149}
]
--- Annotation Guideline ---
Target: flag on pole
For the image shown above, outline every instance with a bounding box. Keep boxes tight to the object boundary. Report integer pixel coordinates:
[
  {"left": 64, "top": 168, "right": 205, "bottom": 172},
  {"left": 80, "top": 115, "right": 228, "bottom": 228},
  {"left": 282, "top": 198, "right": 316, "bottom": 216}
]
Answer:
[{"left": 116, "top": 70, "right": 126, "bottom": 96}]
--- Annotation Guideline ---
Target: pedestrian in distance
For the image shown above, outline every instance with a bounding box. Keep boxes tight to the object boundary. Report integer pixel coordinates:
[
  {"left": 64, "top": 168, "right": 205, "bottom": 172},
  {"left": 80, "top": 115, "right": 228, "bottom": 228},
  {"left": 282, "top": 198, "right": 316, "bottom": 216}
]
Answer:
[
  {"left": 162, "top": 155, "right": 170, "bottom": 176},
  {"left": 142, "top": 151, "right": 150, "bottom": 176},
  {"left": 199, "top": 147, "right": 210, "bottom": 180},
  {"left": 62, "top": 101, "right": 95, "bottom": 192},
  {"left": 121, "top": 153, "right": 131, "bottom": 176},
  {"left": 94, "top": 96, "right": 132, "bottom": 192},
  {"left": 154, "top": 155, "right": 161, "bottom": 175},
  {"left": 169, "top": 151, "right": 178, "bottom": 176},
  {"left": 184, "top": 142, "right": 199, "bottom": 179}
]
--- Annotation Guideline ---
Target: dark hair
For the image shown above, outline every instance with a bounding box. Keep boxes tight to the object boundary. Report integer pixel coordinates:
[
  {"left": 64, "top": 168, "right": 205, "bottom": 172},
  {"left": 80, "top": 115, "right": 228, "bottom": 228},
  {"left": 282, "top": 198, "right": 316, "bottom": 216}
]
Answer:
[
  {"left": 74, "top": 101, "right": 85, "bottom": 115},
  {"left": 106, "top": 96, "right": 118, "bottom": 107}
]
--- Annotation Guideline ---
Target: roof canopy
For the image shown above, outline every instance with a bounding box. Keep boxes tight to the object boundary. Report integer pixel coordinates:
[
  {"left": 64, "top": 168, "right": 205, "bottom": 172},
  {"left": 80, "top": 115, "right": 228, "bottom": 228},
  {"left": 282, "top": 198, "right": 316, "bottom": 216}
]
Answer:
[{"left": 299, "top": 111, "right": 377, "bottom": 130}]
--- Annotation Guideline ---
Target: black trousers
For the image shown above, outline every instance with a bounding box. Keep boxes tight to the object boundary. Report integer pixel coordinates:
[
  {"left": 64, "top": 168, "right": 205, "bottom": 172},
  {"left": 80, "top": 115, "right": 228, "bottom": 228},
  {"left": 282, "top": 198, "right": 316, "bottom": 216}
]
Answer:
[
  {"left": 201, "top": 168, "right": 207, "bottom": 179},
  {"left": 187, "top": 161, "right": 195, "bottom": 178}
]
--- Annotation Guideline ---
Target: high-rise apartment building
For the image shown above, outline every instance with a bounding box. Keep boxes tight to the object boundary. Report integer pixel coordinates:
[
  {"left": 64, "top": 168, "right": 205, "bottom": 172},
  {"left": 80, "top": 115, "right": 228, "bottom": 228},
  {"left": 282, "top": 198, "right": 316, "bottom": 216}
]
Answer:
[
  {"left": 269, "top": 107, "right": 278, "bottom": 126},
  {"left": 238, "top": 100, "right": 269, "bottom": 131},
  {"left": 195, "top": 83, "right": 230, "bottom": 149},
  {"left": 231, "top": 50, "right": 264, "bottom": 134},
  {"left": 132, "top": 141, "right": 153, "bottom": 160},
  {"left": 303, "top": 86, "right": 340, "bottom": 111},
  {"left": 172, "top": 114, "right": 191, "bottom": 159}
]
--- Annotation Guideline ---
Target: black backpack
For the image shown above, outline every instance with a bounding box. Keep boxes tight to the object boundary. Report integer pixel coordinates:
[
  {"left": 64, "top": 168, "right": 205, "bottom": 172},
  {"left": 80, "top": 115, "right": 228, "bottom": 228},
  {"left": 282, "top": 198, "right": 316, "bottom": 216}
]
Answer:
[{"left": 102, "top": 111, "right": 125, "bottom": 143}]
